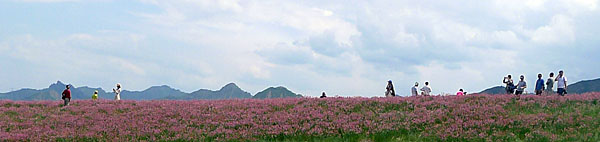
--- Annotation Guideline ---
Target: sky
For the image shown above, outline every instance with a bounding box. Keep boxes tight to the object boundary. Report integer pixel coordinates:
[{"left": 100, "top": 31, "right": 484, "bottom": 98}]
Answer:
[{"left": 1, "top": 0, "right": 599, "bottom": 97}]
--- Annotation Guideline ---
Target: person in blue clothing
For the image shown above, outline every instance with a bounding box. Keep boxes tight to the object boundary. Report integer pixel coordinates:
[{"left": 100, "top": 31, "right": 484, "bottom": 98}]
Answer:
[{"left": 535, "top": 73, "right": 545, "bottom": 95}]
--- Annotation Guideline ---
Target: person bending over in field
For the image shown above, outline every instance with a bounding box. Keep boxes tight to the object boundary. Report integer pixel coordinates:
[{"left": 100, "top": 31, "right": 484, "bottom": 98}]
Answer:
[
  {"left": 503, "top": 75, "right": 515, "bottom": 94},
  {"left": 92, "top": 90, "right": 99, "bottom": 100},
  {"left": 545, "top": 72, "right": 555, "bottom": 95},
  {"left": 385, "top": 80, "right": 395, "bottom": 97},
  {"left": 113, "top": 83, "right": 121, "bottom": 100},
  {"left": 411, "top": 82, "right": 419, "bottom": 96},
  {"left": 420, "top": 82, "right": 432, "bottom": 96},
  {"left": 62, "top": 85, "right": 71, "bottom": 106},
  {"left": 456, "top": 89, "right": 464, "bottom": 96},
  {"left": 535, "top": 74, "right": 545, "bottom": 96},
  {"left": 555, "top": 70, "right": 568, "bottom": 96},
  {"left": 515, "top": 75, "right": 527, "bottom": 96}
]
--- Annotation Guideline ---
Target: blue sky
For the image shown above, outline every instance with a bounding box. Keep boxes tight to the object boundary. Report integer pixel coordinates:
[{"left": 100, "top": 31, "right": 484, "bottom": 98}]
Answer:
[{"left": 1, "top": 0, "right": 599, "bottom": 96}]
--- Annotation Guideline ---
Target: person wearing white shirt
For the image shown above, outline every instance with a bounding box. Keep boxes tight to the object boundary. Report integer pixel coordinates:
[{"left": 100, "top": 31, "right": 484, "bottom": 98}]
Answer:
[
  {"left": 420, "top": 82, "right": 432, "bottom": 96},
  {"left": 113, "top": 83, "right": 122, "bottom": 100},
  {"left": 555, "top": 70, "right": 568, "bottom": 96},
  {"left": 411, "top": 82, "right": 419, "bottom": 96}
]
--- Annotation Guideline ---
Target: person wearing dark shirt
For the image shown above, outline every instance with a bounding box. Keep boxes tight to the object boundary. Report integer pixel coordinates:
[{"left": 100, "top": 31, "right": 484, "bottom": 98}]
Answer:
[
  {"left": 320, "top": 92, "right": 327, "bottom": 98},
  {"left": 503, "top": 75, "right": 515, "bottom": 94},
  {"left": 385, "top": 80, "right": 395, "bottom": 97},
  {"left": 61, "top": 85, "right": 71, "bottom": 106}
]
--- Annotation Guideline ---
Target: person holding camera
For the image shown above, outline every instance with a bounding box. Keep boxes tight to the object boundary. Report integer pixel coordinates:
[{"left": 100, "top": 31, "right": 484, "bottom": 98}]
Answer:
[{"left": 555, "top": 70, "right": 568, "bottom": 96}]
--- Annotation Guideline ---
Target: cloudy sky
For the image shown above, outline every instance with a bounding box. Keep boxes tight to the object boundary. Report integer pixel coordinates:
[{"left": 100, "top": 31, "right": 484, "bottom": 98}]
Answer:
[{"left": 1, "top": 0, "right": 599, "bottom": 96}]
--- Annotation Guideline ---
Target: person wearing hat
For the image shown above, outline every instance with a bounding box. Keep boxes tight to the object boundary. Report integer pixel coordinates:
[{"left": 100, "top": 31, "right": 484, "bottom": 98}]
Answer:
[
  {"left": 92, "top": 90, "right": 99, "bottom": 100},
  {"left": 113, "top": 83, "right": 121, "bottom": 100}
]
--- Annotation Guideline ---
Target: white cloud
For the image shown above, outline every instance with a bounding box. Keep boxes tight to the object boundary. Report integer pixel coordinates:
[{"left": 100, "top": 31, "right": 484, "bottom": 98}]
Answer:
[{"left": 531, "top": 15, "right": 575, "bottom": 44}]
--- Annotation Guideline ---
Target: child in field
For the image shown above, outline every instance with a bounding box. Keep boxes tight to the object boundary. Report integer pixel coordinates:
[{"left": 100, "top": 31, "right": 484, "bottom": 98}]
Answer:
[{"left": 92, "top": 90, "right": 98, "bottom": 100}]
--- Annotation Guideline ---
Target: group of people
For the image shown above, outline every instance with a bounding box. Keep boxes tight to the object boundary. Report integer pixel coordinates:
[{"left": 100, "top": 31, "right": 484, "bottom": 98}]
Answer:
[
  {"left": 60, "top": 83, "right": 123, "bottom": 106},
  {"left": 503, "top": 70, "right": 568, "bottom": 97},
  {"left": 385, "top": 80, "right": 434, "bottom": 97}
]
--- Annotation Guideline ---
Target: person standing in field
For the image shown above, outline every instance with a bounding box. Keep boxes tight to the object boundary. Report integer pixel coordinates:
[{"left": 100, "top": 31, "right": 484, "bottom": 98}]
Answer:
[
  {"left": 320, "top": 92, "right": 327, "bottom": 98},
  {"left": 456, "top": 89, "right": 464, "bottom": 96},
  {"left": 503, "top": 75, "right": 515, "bottom": 94},
  {"left": 113, "top": 83, "right": 122, "bottom": 100},
  {"left": 555, "top": 70, "right": 568, "bottom": 96},
  {"left": 515, "top": 75, "right": 527, "bottom": 96},
  {"left": 535, "top": 74, "right": 545, "bottom": 96},
  {"left": 61, "top": 85, "right": 71, "bottom": 106},
  {"left": 411, "top": 82, "right": 419, "bottom": 96},
  {"left": 92, "top": 90, "right": 99, "bottom": 100},
  {"left": 420, "top": 82, "right": 432, "bottom": 96},
  {"left": 385, "top": 80, "right": 395, "bottom": 97},
  {"left": 545, "top": 72, "right": 555, "bottom": 95}
]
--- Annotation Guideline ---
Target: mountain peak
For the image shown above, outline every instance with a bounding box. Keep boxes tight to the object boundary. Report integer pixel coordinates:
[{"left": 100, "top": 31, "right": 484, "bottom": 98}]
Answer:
[
  {"left": 145, "top": 85, "right": 176, "bottom": 91},
  {"left": 253, "top": 86, "right": 301, "bottom": 99},
  {"left": 49, "top": 81, "right": 68, "bottom": 89},
  {"left": 220, "top": 83, "right": 240, "bottom": 90}
]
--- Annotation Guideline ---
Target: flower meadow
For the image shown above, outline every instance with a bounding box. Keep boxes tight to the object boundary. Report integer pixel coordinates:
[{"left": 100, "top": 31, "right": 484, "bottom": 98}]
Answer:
[{"left": 2, "top": 93, "right": 600, "bottom": 141}]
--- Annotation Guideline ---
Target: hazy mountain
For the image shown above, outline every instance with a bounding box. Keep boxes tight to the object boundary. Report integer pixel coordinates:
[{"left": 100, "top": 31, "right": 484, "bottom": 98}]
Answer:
[
  {"left": 478, "top": 86, "right": 506, "bottom": 95},
  {"left": 0, "top": 81, "right": 252, "bottom": 101},
  {"left": 567, "top": 78, "right": 600, "bottom": 94},
  {"left": 253, "top": 86, "right": 302, "bottom": 99},
  {"left": 176, "top": 83, "right": 252, "bottom": 100},
  {"left": 0, "top": 81, "right": 65, "bottom": 100},
  {"left": 120, "top": 85, "right": 187, "bottom": 100}
]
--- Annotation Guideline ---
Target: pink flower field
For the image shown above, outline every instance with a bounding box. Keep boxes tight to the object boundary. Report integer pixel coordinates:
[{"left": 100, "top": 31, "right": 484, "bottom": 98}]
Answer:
[{"left": 2, "top": 93, "right": 600, "bottom": 141}]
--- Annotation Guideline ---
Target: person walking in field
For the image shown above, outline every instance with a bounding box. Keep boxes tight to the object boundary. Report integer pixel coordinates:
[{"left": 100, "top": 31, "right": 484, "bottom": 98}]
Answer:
[
  {"left": 555, "top": 70, "right": 568, "bottom": 96},
  {"left": 385, "top": 80, "right": 395, "bottom": 97},
  {"left": 515, "top": 75, "right": 527, "bottom": 96},
  {"left": 545, "top": 72, "right": 555, "bottom": 95},
  {"left": 535, "top": 74, "right": 545, "bottom": 96},
  {"left": 420, "top": 82, "right": 432, "bottom": 96},
  {"left": 411, "top": 82, "right": 419, "bottom": 96},
  {"left": 92, "top": 90, "right": 99, "bottom": 100},
  {"left": 503, "top": 75, "right": 515, "bottom": 94},
  {"left": 113, "top": 83, "right": 122, "bottom": 100},
  {"left": 61, "top": 85, "right": 71, "bottom": 106}
]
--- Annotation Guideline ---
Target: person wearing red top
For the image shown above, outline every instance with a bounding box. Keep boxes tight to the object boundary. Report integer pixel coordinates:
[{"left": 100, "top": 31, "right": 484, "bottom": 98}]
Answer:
[
  {"left": 62, "top": 85, "right": 71, "bottom": 106},
  {"left": 456, "top": 89, "right": 464, "bottom": 96}
]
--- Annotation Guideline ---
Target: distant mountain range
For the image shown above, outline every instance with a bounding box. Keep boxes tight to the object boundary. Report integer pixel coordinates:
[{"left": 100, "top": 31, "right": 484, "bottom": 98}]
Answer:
[
  {"left": 479, "top": 78, "right": 600, "bottom": 94},
  {"left": 0, "top": 81, "right": 301, "bottom": 101}
]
